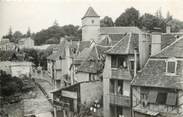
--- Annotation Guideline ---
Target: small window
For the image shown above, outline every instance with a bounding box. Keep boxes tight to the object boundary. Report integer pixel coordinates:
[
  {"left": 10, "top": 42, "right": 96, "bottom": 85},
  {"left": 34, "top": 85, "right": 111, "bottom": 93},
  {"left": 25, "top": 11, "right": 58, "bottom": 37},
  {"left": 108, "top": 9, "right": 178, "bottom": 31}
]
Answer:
[
  {"left": 89, "top": 74, "right": 95, "bottom": 81},
  {"left": 110, "top": 80, "right": 115, "bottom": 94},
  {"left": 167, "top": 62, "right": 176, "bottom": 73},
  {"left": 116, "top": 106, "right": 123, "bottom": 117},
  {"left": 166, "top": 59, "right": 177, "bottom": 75},
  {"left": 111, "top": 55, "right": 118, "bottom": 68},
  {"left": 156, "top": 92, "right": 167, "bottom": 104},
  {"left": 117, "top": 80, "right": 123, "bottom": 95},
  {"left": 91, "top": 20, "right": 94, "bottom": 24},
  {"left": 130, "top": 60, "right": 134, "bottom": 70}
]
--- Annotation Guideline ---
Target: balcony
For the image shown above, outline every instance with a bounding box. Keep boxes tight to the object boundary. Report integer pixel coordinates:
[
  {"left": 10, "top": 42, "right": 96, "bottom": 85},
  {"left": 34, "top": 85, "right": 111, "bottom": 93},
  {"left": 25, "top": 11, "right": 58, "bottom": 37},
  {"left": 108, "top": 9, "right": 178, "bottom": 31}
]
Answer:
[
  {"left": 110, "top": 94, "right": 131, "bottom": 107},
  {"left": 111, "top": 68, "right": 132, "bottom": 80}
]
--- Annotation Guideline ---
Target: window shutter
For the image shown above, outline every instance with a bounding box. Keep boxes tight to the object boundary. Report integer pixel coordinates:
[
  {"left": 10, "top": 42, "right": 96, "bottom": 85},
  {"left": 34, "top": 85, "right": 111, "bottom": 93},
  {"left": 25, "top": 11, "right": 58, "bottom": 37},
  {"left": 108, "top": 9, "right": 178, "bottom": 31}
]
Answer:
[
  {"left": 148, "top": 91, "right": 158, "bottom": 103},
  {"left": 167, "top": 62, "right": 175, "bottom": 73},
  {"left": 166, "top": 93, "right": 177, "bottom": 106}
]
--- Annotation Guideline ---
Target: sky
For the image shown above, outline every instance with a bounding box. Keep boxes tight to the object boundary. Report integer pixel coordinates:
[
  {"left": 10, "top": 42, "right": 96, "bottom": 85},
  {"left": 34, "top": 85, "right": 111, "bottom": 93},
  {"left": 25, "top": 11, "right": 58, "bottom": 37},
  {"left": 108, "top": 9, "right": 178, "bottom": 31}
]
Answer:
[{"left": 0, "top": 0, "right": 183, "bottom": 38}]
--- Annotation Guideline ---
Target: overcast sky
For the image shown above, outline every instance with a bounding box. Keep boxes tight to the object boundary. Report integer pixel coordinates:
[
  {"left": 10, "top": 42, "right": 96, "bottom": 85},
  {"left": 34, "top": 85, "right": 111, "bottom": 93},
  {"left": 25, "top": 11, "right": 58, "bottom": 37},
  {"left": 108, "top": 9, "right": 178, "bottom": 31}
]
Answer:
[{"left": 0, "top": 0, "right": 183, "bottom": 38}]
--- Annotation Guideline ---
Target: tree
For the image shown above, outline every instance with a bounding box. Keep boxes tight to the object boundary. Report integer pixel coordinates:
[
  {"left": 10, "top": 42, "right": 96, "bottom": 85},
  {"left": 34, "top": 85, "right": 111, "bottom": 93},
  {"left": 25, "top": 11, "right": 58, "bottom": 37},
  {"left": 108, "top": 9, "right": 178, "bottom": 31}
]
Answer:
[
  {"left": 115, "top": 7, "right": 140, "bottom": 26},
  {"left": 139, "top": 13, "right": 166, "bottom": 32},
  {"left": 7, "top": 26, "right": 14, "bottom": 42},
  {"left": 100, "top": 16, "right": 114, "bottom": 27},
  {"left": 167, "top": 19, "right": 183, "bottom": 32},
  {"left": 0, "top": 70, "right": 23, "bottom": 97},
  {"left": 13, "top": 31, "right": 23, "bottom": 43},
  {"left": 34, "top": 23, "right": 81, "bottom": 45},
  {"left": 26, "top": 27, "right": 31, "bottom": 37}
]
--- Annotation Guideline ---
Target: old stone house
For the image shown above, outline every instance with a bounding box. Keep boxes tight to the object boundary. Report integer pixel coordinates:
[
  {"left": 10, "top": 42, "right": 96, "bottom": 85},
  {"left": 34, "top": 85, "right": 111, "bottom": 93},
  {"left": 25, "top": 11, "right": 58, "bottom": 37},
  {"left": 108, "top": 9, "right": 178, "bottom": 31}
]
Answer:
[{"left": 132, "top": 35, "right": 183, "bottom": 117}]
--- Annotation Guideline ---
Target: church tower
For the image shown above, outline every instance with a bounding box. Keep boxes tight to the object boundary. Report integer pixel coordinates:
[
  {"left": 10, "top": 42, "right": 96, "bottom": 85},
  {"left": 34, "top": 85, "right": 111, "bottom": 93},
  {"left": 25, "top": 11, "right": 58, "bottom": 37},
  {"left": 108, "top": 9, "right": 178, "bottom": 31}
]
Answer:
[{"left": 82, "top": 7, "right": 100, "bottom": 42}]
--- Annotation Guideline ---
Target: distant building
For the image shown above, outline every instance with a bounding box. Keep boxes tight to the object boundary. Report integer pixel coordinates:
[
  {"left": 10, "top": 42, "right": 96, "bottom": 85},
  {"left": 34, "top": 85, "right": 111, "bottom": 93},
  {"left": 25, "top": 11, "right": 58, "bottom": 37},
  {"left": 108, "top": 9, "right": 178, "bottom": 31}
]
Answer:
[
  {"left": 47, "top": 37, "right": 78, "bottom": 89},
  {"left": 18, "top": 37, "right": 34, "bottom": 49},
  {"left": 10, "top": 61, "right": 33, "bottom": 78},
  {"left": 132, "top": 35, "right": 183, "bottom": 117},
  {"left": 0, "top": 38, "right": 17, "bottom": 51}
]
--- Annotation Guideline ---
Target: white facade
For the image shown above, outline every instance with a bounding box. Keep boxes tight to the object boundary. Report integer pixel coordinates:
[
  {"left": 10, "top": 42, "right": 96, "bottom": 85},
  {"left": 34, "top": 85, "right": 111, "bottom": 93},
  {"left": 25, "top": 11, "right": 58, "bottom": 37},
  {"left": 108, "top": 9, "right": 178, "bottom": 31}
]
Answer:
[
  {"left": 82, "top": 15, "right": 100, "bottom": 42},
  {"left": 18, "top": 37, "right": 34, "bottom": 49},
  {"left": 10, "top": 62, "right": 33, "bottom": 78}
]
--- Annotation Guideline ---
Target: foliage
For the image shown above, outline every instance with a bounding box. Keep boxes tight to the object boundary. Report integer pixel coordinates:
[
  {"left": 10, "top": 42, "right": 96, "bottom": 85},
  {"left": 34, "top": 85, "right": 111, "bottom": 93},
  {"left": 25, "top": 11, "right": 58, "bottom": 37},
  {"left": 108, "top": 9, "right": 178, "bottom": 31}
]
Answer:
[
  {"left": 115, "top": 7, "right": 140, "bottom": 26},
  {"left": 100, "top": 16, "right": 114, "bottom": 27},
  {"left": 0, "top": 70, "right": 23, "bottom": 96},
  {"left": 26, "top": 27, "right": 31, "bottom": 37},
  {"left": 139, "top": 13, "right": 166, "bottom": 32},
  {"left": 0, "top": 50, "right": 15, "bottom": 61},
  {"left": 34, "top": 24, "right": 81, "bottom": 45},
  {"left": 22, "top": 48, "right": 52, "bottom": 69},
  {"left": 13, "top": 31, "right": 23, "bottom": 43},
  {"left": 166, "top": 19, "right": 183, "bottom": 32}
]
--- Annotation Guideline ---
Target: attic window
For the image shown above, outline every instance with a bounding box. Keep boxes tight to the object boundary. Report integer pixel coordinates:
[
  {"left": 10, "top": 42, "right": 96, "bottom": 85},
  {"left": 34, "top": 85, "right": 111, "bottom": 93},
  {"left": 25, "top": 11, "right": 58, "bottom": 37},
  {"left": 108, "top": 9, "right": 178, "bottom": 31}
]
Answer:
[{"left": 166, "top": 58, "right": 177, "bottom": 75}]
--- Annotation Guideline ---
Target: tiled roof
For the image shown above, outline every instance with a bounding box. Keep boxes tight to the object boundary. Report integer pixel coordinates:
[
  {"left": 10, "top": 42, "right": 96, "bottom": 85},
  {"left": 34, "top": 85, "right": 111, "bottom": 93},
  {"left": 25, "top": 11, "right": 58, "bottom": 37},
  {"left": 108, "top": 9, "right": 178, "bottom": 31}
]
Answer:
[
  {"left": 75, "top": 47, "right": 92, "bottom": 61},
  {"left": 152, "top": 35, "right": 183, "bottom": 58},
  {"left": 77, "top": 60, "right": 103, "bottom": 73},
  {"left": 161, "top": 34, "right": 183, "bottom": 49},
  {"left": 47, "top": 41, "right": 66, "bottom": 60},
  {"left": 106, "top": 33, "right": 139, "bottom": 55},
  {"left": 100, "top": 27, "right": 142, "bottom": 34},
  {"left": 109, "top": 34, "right": 126, "bottom": 42},
  {"left": 82, "top": 7, "right": 99, "bottom": 19},
  {"left": 75, "top": 44, "right": 109, "bottom": 73},
  {"left": 78, "top": 41, "right": 91, "bottom": 52},
  {"left": 132, "top": 59, "right": 183, "bottom": 89},
  {"left": 98, "top": 35, "right": 111, "bottom": 46}
]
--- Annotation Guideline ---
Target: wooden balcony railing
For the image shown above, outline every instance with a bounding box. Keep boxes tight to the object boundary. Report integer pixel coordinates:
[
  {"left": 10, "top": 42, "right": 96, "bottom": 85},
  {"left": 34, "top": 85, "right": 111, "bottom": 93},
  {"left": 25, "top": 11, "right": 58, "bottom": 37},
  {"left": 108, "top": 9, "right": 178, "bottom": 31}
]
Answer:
[
  {"left": 111, "top": 68, "right": 132, "bottom": 80},
  {"left": 110, "top": 93, "right": 131, "bottom": 107}
]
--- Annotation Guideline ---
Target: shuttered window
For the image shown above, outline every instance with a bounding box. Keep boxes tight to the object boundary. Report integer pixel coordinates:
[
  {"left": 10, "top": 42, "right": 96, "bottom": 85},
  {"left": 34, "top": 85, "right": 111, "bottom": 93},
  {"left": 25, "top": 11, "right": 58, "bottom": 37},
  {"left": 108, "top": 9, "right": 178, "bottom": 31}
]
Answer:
[
  {"left": 166, "top": 93, "right": 177, "bottom": 106},
  {"left": 148, "top": 91, "right": 158, "bottom": 103},
  {"left": 156, "top": 92, "right": 167, "bottom": 104},
  {"left": 167, "top": 62, "right": 176, "bottom": 74}
]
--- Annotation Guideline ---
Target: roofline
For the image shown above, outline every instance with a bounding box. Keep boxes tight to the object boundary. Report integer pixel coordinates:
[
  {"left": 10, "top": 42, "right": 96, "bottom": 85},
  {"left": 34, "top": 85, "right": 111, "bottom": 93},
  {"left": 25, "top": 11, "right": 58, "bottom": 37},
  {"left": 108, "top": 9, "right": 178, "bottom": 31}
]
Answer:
[
  {"left": 151, "top": 35, "right": 183, "bottom": 58},
  {"left": 132, "top": 84, "right": 182, "bottom": 90},
  {"left": 82, "top": 15, "right": 100, "bottom": 20},
  {"left": 105, "top": 33, "right": 129, "bottom": 54},
  {"left": 51, "top": 80, "right": 101, "bottom": 93}
]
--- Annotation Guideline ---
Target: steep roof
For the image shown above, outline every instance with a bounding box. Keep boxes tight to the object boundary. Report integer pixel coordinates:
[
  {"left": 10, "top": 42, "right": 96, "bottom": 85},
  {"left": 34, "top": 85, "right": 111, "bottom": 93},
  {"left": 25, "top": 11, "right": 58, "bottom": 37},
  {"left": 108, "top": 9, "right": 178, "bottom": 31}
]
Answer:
[
  {"left": 109, "top": 34, "right": 126, "bottom": 43},
  {"left": 105, "top": 33, "right": 139, "bottom": 55},
  {"left": 77, "top": 60, "right": 103, "bottom": 74},
  {"left": 78, "top": 41, "right": 91, "bottom": 52},
  {"left": 82, "top": 7, "right": 99, "bottom": 19},
  {"left": 47, "top": 40, "right": 66, "bottom": 60},
  {"left": 100, "top": 27, "right": 142, "bottom": 34},
  {"left": 132, "top": 59, "right": 183, "bottom": 89},
  {"left": 161, "top": 34, "right": 183, "bottom": 49},
  {"left": 75, "top": 47, "right": 92, "bottom": 61},
  {"left": 75, "top": 44, "right": 109, "bottom": 73},
  {"left": 152, "top": 35, "right": 183, "bottom": 58}
]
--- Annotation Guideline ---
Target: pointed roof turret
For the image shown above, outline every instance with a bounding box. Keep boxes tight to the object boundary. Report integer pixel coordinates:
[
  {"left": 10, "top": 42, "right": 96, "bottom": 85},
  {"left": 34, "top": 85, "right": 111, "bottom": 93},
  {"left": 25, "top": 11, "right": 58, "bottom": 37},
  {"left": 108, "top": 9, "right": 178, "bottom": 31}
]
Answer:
[{"left": 82, "top": 7, "right": 100, "bottom": 19}]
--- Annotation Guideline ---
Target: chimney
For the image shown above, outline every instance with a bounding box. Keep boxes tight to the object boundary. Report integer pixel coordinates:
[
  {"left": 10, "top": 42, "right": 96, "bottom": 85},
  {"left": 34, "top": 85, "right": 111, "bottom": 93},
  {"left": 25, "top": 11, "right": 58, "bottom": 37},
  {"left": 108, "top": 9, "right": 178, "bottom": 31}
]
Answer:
[
  {"left": 134, "top": 48, "right": 138, "bottom": 78},
  {"left": 166, "top": 25, "right": 171, "bottom": 33},
  {"left": 151, "top": 32, "right": 161, "bottom": 56}
]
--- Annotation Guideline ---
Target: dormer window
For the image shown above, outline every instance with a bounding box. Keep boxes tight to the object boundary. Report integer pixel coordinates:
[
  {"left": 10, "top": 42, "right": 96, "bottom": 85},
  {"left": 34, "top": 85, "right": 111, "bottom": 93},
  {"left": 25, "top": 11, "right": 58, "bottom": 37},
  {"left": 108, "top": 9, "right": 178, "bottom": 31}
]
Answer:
[{"left": 166, "top": 58, "right": 177, "bottom": 75}]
